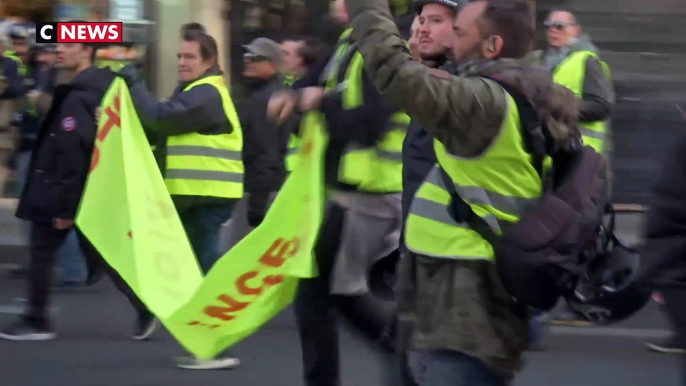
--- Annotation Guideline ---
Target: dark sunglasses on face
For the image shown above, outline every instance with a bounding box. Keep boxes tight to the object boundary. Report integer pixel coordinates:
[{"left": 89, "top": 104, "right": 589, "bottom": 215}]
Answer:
[
  {"left": 244, "top": 52, "right": 268, "bottom": 62},
  {"left": 544, "top": 20, "right": 568, "bottom": 31}
]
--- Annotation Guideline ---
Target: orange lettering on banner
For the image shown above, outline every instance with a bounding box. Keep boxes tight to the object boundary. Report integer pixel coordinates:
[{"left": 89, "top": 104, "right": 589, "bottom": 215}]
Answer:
[
  {"left": 188, "top": 237, "right": 302, "bottom": 329},
  {"left": 236, "top": 271, "right": 263, "bottom": 296},
  {"left": 203, "top": 294, "right": 250, "bottom": 321},
  {"left": 259, "top": 238, "right": 290, "bottom": 268},
  {"left": 90, "top": 92, "right": 122, "bottom": 172}
]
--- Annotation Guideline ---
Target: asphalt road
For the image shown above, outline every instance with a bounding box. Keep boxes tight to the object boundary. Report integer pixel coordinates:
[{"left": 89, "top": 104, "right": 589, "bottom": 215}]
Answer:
[
  {"left": 0, "top": 203, "right": 683, "bottom": 385},
  {"left": 0, "top": 271, "right": 682, "bottom": 386}
]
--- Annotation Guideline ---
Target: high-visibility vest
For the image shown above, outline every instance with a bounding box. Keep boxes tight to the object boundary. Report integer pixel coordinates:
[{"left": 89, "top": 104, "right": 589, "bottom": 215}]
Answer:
[
  {"left": 405, "top": 88, "right": 543, "bottom": 259},
  {"left": 552, "top": 50, "right": 611, "bottom": 153},
  {"left": 165, "top": 75, "right": 244, "bottom": 199},
  {"left": 3, "top": 51, "right": 26, "bottom": 76},
  {"left": 324, "top": 30, "right": 408, "bottom": 193},
  {"left": 3, "top": 51, "right": 39, "bottom": 117}
]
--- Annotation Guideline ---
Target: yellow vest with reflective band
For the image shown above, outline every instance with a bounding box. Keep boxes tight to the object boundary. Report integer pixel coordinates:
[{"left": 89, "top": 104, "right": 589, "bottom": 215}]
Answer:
[
  {"left": 165, "top": 75, "right": 244, "bottom": 199},
  {"left": 3, "top": 51, "right": 26, "bottom": 76},
  {"left": 405, "top": 89, "right": 543, "bottom": 259},
  {"left": 552, "top": 50, "right": 611, "bottom": 153},
  {"left": 325, "top": 45, "right": 408, "bottom": 193},
  {"left": 324, "top": 28, "right": 353, "bottom": 91}
]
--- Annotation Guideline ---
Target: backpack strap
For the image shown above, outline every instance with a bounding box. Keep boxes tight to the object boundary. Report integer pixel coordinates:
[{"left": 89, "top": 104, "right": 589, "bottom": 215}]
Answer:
[{"left": 437, "top": 166, "right": 500, "bottom": 246}]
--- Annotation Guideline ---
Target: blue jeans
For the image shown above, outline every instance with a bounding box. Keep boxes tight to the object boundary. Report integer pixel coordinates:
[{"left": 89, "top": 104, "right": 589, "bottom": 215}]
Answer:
[
  {"left": 179, "top": 205, "right": 234, "bottom": 275},
  {"left": 422, "top": 351, "right": 509, "bottom": 386},
  {"left": 178, "top": 205, "right": 234, "bottom": 359},
  {"left": 17, "top": 151, "right": 84, "bottom": 282},
  {"left": 527, "top": 310, "right": 549, "bottom": 345}
]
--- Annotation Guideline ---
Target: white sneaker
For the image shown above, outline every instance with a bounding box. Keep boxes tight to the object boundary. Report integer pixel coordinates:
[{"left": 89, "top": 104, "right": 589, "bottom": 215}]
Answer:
[{"left": 175, "top": 356, "right": 241, "bottom": 370}]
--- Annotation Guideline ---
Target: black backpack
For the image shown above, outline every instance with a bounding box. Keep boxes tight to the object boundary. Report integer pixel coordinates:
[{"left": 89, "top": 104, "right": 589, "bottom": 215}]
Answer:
[{"left": 438, "top": 79, "right": 612, "bottom": 311}]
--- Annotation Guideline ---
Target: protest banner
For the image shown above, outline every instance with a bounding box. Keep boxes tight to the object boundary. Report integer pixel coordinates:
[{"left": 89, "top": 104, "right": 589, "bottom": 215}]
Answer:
[{"left": 77, "top": 78, "right": 325, "bottom": 358}]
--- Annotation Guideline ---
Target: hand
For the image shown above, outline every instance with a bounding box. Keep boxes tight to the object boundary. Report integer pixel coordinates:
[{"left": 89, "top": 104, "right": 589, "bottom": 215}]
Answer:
[
  {"left": 27, "top": 90, "right": 41, "bottom": 104},
  {"left": 268, "top": 90, "right": 297, "bottom": 125},
  {"left": 115, "top": 64, "right": 140, "bottom": 86},
  {"left": 53, "top": 218, "right": 74, "bottom": 230},
  {"left": 298, "top": 87, "right": 326, "bottom": 112}
]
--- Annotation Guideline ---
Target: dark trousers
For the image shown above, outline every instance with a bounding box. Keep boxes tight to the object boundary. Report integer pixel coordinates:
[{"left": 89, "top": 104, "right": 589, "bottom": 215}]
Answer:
[
  {"left": 24, "top": 223, "right": 148, "bottom": 326},
  {"left": 294, "top": 203, "right": 410, "bottom": 386}
]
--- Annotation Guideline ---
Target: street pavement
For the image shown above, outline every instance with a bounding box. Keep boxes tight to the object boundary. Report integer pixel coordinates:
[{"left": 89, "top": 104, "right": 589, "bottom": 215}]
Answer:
[
  {"left": 0, "top": 203, "right": 683, "bottom": 385},
  {"left": 0, "top": 276, "right": 682, "bottom": 386}
]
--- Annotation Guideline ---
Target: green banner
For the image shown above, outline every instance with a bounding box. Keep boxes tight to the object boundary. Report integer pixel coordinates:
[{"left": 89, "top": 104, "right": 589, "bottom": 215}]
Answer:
[{"left": 77, "top": 78, "right": 326, "bottom": 359}]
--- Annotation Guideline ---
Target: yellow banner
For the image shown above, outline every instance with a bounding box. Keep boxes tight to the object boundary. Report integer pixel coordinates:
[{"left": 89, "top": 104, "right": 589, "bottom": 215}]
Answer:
[{"left": 77, "top": 78, "right": 325, "bottom": 359}]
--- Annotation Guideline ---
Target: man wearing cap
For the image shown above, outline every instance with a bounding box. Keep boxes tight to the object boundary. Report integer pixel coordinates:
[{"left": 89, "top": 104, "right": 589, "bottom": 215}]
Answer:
[{"left": 225, "top": 38, "right": 292, "bottom": 246}]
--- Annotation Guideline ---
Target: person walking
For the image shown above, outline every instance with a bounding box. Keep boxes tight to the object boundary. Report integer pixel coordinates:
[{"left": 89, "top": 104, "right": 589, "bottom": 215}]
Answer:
[
  {"left": 0, "top": 37, "right": 155, "bottom": 341},
  {"left": 117, "top": 30, "right": 244, "bottom": 370}
]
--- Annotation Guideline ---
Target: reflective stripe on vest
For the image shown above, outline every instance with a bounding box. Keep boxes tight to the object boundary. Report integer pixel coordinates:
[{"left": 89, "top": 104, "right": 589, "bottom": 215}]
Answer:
[
  {"left": 165, "top": 75, "right": 244, "bottom": 198},
  {"left": 322, "top": 28, "right": 353, "bottom": 89},
  {"left": 4, "top": 52, "right": 26, "bottom": 76},
  {"left": 552, "top": 50, "right": 612, "bottom": 153},
  {"left": 328, "top": 48, "right": 408, "bottom": 193},
  {"left": 405, "top": 89, "right": 543, "bottom": 260}
]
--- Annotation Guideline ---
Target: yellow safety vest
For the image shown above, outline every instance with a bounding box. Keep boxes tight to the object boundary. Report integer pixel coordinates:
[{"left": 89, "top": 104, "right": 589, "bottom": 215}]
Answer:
[
  {"left": 405, "top": 88, "right": 543, "bottom": 259},
  {"left": 165, "top": 75, "right": 244, "bottom": 199},
  {"left": 552, "top": 50, "right": 611, "bottom": 153},
  {"left": 96, "top": 60, "right": 127, "bottom": 71},
  {"left": 3, "top": 51, "right": 26, "bottom": 76},
  {"left": 325, "top": 30, "right": 408, "bottom": 193}
]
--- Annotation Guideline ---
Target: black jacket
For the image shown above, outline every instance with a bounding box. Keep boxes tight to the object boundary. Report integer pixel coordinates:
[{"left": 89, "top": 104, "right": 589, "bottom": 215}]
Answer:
[
  {"left": 640, "top": 135, "right": 686, "bottom": 287},
  {"left": 401, "top": 121, "right": 436, "bottom": 220},
  {"left": 126, "top": 68, "right": 238, "bottom": 212},
  {"left": 16, "top": 66, "right": 115, "bottom": 223},
  {"left": 239, "top": 75, "right": 290, "bottom": 215}
]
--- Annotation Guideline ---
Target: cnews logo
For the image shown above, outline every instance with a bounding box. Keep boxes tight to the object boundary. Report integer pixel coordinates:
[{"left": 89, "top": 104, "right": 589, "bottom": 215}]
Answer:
[{"left": 36, "top": 22, "right": 123, "bottom": 44}]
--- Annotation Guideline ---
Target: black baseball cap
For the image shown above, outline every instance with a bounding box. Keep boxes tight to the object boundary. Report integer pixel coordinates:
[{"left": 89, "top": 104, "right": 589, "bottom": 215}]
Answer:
[{"left": 413, "top": 0, "right": 464, "bottom": 14}]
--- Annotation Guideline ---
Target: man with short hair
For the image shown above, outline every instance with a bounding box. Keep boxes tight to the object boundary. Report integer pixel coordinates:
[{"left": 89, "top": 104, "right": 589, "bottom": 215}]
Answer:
[
  {"left": 341, "top": 0, "right": 580, "bottom": 383},
  {"left": 0, "top": 40, "right": 154, "bottom": 341},
  {"left": 226, "top": 38, "right": 290, "bottom": 245}
]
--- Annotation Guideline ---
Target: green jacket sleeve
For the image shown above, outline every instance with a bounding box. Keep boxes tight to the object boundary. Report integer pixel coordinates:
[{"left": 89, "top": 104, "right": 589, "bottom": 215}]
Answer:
[{"left": 346, "top": 0, "right": 507, "bottom": 158}]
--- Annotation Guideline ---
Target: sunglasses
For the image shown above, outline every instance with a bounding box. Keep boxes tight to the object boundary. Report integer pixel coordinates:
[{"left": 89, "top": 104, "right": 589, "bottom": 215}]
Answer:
[
  {"left": 544, "top": 20, "right": 569, "bottom": 31},
  {"left": 244, "top": 52, "right": 268, "bottom": 62}
]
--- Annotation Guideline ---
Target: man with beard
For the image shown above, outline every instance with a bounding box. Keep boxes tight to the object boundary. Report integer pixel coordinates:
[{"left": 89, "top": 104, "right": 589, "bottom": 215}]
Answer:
[{"left": 327, "top": 0, "right": 579, "bottom": 383}]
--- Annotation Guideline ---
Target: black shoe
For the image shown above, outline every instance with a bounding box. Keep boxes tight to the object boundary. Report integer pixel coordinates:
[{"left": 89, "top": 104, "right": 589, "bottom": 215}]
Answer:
[
  {"left": 0, "top": 319, "right": 56, "bottom": 341},
  {"left": 646, "top": 334, "right": 686, "bottom": 354},
  {"left": 132, "top": 312, "right": 159, "bottom": 341}
]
